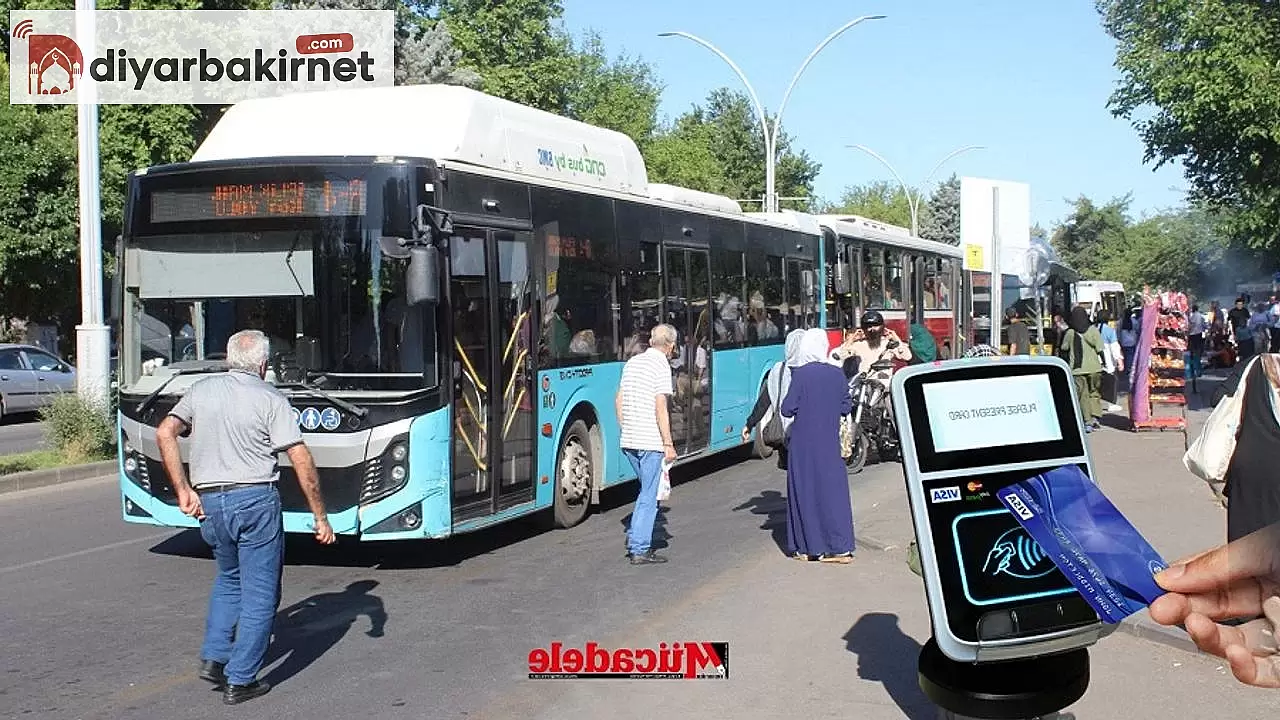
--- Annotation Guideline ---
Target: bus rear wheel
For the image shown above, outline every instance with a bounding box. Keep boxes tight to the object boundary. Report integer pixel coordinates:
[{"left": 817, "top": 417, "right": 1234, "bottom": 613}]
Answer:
[{"left": 553, "top": 419, "right": 594, "bottom": 528}]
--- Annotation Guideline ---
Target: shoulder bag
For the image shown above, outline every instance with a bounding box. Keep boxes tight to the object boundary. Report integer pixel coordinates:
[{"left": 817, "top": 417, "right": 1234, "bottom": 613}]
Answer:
[
  {"left": 1183, "top": 356, "right": 1260, "bottom": 484},
  {"left": 760, "top": 368, "right": 787, "bottom": 449}
]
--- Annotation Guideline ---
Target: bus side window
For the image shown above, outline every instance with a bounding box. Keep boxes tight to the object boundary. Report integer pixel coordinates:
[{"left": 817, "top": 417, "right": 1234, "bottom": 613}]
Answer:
[
  {"left": 885, "top": 249, "right": 905, "bottom": 310},
  {"left": 863, "top": 247, "right": 885, "bottom": 310},
  {"left": 938, "top": 258, "right": 953, "bottom": 310}
]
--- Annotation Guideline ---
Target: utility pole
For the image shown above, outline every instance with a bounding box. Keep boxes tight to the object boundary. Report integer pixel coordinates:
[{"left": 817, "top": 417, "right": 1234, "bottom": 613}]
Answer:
[
  {"left": 990, "top": 187, "right": 1002, "bottom": 348},
  {"left": 75, "top": 0, "right": 111, "bottom": 405}
]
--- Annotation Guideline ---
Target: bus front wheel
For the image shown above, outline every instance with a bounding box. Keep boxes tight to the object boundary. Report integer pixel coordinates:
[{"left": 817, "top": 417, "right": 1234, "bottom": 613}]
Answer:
[{"left": 553, "top": 419, "right": 594, "bottom": 528}]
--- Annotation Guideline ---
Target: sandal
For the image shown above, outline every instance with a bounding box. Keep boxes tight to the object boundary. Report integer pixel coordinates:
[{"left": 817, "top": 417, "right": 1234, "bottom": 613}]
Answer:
[
  {"left": 819, "top": 553, "right": 853, "bottom": 564},
  {"left": 791, "top": 552, "right": 812, "bottom": 561}
]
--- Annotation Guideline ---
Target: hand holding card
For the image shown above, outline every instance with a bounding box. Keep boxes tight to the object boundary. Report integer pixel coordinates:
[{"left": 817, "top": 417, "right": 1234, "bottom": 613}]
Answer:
[{"left": 998, "top": 465, "right": 1168, "bottom": 624}]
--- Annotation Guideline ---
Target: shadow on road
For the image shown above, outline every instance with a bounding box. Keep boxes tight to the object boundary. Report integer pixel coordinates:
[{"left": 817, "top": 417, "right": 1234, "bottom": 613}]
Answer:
[
  {"left": 618, "top": 506, "right": 671, "bottom": 551},
  {"left": 257, "top": 579, "right": 387, "bottom": 689},
  {"left": 730, "top": 490, "right": 788, "bottom": 555},
  {"left": 843, "top": 612, "right": 933, "bottom": 720},
  {"left": 149, "top": 450, "right": 761, "bottom": 569}
]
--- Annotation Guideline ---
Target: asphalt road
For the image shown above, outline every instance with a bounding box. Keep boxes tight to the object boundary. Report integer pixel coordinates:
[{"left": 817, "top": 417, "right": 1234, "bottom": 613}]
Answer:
[
  {"left": 0, "top": 446, "right": 905, "bottom": 720},
  {"left": 0, "top": 415, "right": 45, "bottom": 456}
]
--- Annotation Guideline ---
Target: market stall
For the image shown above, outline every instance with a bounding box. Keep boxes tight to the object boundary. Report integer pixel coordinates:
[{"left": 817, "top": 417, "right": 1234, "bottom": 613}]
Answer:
[{"left": 1129, "top": 290, "right": 1188, "bottom": 441}]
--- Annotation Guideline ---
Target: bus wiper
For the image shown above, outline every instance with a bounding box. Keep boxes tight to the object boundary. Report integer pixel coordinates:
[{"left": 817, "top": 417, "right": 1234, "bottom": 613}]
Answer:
[
  {"left": 280, "top": 378, "right": 369, "bottom": 418},
  {"left": 135, "top": 362, "right": 228, "bottom": 415}
]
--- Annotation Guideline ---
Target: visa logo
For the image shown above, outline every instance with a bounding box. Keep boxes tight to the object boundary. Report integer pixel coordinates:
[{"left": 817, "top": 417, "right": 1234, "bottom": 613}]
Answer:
[
  {"left": 1005, "top": 493, "right": 1034, "bottom": 520},
  {"left": 930, "top": 487, "right": 961, "bottom": 503}
]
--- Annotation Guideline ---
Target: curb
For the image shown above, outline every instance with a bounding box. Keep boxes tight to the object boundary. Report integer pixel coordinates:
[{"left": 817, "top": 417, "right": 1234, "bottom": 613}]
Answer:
[
  {"left": 0, "top": 460, "right": 116, "bottom": 495},
  {"left": 860, "top": 533, "right": 1205, "bottom": 659}
]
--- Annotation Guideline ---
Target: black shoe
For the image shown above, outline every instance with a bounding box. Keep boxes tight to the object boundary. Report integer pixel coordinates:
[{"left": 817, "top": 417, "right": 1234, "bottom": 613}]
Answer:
[
  {"left": 223, "top": 680, "right": 271, "bottom": 705},
  {"left": 198, "top": 660, "right": 226, "bottom": 688},
  {"left": 629, "top": 550, "right": 668, "bottom": 565}
]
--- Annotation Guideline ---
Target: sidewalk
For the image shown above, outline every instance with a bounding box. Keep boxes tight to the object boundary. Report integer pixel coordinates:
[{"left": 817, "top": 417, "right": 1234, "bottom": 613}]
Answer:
[{"left": 480, "top": 390, "right": 1270, "bottom": 720}]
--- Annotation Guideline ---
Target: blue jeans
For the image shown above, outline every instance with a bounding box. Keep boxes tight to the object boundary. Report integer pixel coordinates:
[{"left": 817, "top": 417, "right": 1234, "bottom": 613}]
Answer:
[
  {"left": 197, "top": 484, "right": 285, "bottom": 685},
  {"left": 623, "top": 449, "right": 664, "bottom": 555}
]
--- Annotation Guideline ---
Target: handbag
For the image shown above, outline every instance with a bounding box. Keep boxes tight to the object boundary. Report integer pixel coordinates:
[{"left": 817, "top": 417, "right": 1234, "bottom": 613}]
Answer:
[
  {"left": 760, "top": 367, "right": 787, "bottom": 449},
  {"left": 1183, "top": 356, "right": 1259, "bottom": 483}
]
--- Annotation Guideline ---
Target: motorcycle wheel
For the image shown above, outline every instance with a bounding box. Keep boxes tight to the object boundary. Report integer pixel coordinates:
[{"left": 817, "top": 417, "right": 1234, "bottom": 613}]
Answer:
[{"left": 846, "top": 424, "right": 870, "bottom": 475}]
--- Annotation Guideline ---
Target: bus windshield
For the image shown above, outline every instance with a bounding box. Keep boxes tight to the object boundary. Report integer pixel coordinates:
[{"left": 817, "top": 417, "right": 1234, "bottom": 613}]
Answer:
[{"left": 118, "top": 163, "right": 438, "bottom": 394}]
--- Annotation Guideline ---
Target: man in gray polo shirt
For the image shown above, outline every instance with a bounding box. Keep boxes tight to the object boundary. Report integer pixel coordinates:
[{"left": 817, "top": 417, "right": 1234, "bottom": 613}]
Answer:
[{"left": 156, "top": 329, "right": 334, "bottom": 705}]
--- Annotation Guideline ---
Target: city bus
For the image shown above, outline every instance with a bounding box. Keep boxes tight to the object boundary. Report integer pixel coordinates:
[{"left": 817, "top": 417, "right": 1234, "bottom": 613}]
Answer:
[
  {"left": 817, "top": 214, "right": 966, "bottom": 358},
  {"left": 113, "top": 84, "right": 824, "bottom": 541}
]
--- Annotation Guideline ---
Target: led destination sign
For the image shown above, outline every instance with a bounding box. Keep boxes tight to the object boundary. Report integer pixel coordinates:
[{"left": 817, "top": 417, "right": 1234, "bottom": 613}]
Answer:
[{"left": 149, "top": 178, "right": 367, "bottom": 222}]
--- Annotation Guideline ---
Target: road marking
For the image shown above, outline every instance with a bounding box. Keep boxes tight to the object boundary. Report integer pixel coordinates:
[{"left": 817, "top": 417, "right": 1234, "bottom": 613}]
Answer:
[{"left": 0, "top": 531, "right": 175, "bottom": 576}]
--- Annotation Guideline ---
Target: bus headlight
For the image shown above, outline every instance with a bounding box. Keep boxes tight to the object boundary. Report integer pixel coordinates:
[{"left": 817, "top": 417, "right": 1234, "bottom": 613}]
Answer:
[
  {"left": 119, "top": 432, "right": 150, "bottom": 491},
  {"left": 360, "top": 435, "right": 411, "bottom": 506}
]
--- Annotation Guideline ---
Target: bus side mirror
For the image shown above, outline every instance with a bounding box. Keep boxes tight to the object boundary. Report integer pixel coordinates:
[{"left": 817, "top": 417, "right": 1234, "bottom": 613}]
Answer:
[
  {"left": 407, "top": 245, "right": 440, "bottom": 305},
  {"left": 833, "top": 260, "right": 850, "bottom": 295}
]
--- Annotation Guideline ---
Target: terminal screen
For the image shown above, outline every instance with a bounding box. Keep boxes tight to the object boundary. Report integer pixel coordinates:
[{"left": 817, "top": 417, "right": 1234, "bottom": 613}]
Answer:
[
  {"left": 923, "top": 375, "right": 1063, "bottom": 453},
  {"left": 924, "top": 468, "right": 1097, "bottom": 642},
  {"left": 901, "top": 364, "right": 1084, "bottom": 473}
]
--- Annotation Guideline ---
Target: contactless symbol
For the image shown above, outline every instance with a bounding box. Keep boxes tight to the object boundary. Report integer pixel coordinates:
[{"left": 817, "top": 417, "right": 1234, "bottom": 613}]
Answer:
[
  {"left": 982, "top": 528, "right": 1056, "bottom": 580},
  {"left": 1148, "top": 560, "right": 1167, "bottom": 576},
  {"left": 319, "top": 407, "right": 341, "bottom": 431},
  {"left": 300, "top": 407, "right": 321, "bottom": 431}
]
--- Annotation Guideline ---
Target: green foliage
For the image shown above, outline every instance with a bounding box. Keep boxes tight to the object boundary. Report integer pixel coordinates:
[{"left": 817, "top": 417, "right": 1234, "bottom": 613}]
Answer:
[
  {"left": 39, "top": 392, "right": 115, "bottom": 464},
  {"left": 1049, "top": 194, "right": 1241, "bottom": 299},
  {"left": 565, "top": 32, "right": 662, "bottom": 148},
  {"left": 438, "top": 0, "right": 577, "bottom": 111},
  {"left": 1051, "top": 195, "right": 1135, "bottom": 280},
  {"left": 1098, "top": 0, "right": 1280, "bottom": 250},
  {"left": 646, "top": 88, "right": 820, "bottom": 208},
  {"left": 826, "top": 180, "right": 914, "bottom": 228},
  {"left": 919, "top": 174, "right": 960, "bottom": 245},
  {"left": 0, "top": 450, "right": 63, "bottom": 476}
]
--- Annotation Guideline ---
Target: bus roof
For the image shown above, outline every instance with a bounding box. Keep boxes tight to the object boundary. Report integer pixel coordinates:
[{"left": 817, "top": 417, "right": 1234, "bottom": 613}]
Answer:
[
  {"left": 814, "top": 214, "right": 963, "bottom": 257},
  {"left": 192, "top": 84, "right": 685, "bottom": 202}
]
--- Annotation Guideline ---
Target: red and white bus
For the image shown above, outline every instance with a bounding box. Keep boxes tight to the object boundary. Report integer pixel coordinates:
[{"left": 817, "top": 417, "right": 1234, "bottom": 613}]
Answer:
[{"left": 816, "top": 214, "right": 967, "bottom": 358}]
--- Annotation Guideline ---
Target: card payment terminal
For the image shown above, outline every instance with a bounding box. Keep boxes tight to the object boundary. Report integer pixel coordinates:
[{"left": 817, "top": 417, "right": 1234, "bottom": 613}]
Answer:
[{"left": 891, "top": 356, "right": 1116, "bottom": 665}]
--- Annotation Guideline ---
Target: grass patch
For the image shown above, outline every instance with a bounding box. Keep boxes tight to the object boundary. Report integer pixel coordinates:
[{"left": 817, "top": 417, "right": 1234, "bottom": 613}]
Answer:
[{"left": 0, "top": 449, "right": 67, "bottom": 476}]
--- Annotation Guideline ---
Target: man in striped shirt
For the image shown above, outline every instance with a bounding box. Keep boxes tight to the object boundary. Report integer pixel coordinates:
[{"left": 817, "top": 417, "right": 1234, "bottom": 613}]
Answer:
[{"left": 616, "top": 323, "right": 679, "bottom": 565}]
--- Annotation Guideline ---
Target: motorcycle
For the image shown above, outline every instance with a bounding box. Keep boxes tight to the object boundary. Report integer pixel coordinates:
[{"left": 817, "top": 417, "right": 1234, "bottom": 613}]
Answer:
[{"left": 841, "top": 340, "right": 902, "bottom": 475}]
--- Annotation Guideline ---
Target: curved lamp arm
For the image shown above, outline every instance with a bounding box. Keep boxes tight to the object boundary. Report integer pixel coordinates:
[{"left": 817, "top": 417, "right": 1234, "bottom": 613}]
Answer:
[
  {"left": 658, "top": 31, "right": 772, "bottom": 155},
  {"left": 847, "top": 143, "right": 916, "bottom": 220},
  {"left": 772, "top": 15, "right": 886, "bottom": 158},
  {"left": 921, "top": 145, "right": 986, "bottom": 193}
]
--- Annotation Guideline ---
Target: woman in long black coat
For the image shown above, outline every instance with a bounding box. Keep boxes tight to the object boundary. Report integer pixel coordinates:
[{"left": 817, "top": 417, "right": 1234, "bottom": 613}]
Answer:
[{"left": 1211, "top": 354, "right": 1280, "bottom": 542}]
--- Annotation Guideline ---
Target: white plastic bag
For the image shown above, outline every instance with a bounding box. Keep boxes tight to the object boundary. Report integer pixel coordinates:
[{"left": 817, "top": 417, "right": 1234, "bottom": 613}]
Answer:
[{"left": 656, "top": 460, "right": 672, "bottom": 502}]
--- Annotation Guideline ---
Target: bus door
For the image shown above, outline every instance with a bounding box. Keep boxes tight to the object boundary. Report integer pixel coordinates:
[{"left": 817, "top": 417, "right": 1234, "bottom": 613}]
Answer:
[
  {"left": 664, "top": 245, "right": 711, "bottom": 456},
  {"left": 908, "top": 254, "right": 927, "bottom": 324},
  {"left": 448, "top": 226, "right": 537, "bottom": 520}
]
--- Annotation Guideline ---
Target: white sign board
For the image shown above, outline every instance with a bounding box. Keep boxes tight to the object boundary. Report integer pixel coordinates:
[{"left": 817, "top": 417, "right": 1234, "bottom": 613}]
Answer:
[{"left": 959, "top": 177, "right": 1031, "bottom": 274}]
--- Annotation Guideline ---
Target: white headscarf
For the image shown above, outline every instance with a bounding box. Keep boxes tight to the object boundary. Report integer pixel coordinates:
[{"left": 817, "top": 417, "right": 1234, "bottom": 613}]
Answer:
[
  {"left": 795, "top": 328, "right": 831, "bottom": 366},
  {"left": 764, "top": 329, "right": 806, "bottom": 432}
]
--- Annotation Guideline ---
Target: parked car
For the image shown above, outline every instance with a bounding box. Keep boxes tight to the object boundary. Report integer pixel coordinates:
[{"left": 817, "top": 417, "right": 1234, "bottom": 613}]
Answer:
[{"left": 0, "top": 343, "right": 77, "bottom": 421}]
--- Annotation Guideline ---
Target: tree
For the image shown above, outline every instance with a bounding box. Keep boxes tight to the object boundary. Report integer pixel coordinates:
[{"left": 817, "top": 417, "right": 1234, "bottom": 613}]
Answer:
[
  {"left": 564, "top": 32, "right": 662, "bottom": 148},
  {"left": 1050, "top": 195, "right": 1133, "bottom": 279},
  {"left": 437, "top": 0, "right": 577, "bottom": 112},
  {"left": 1097, "top": 0, "right": 1280, "bottom": 250},
  {"left": 919, "top": 174, "right": 960, "bottom": 245},
  {"left": 275, "top": 0, "right": 479, "bottom": 86},
  {"left": 644, "top": 88, "right": 821, "bottom": 208},
  {"left": 825, "top": 181, "right": 914, "bottom": 228}
]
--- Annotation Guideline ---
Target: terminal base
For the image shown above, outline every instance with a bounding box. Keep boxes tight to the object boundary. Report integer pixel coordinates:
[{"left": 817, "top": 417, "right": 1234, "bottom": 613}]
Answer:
[{"left": 918, "top": 637, "right": 1089, "bottom": 720}]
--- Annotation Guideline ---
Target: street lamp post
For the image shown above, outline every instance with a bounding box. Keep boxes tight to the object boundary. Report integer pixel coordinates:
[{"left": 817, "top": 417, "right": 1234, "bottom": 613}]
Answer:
[
  {"left": 660, "top": 14, "right": 885, "bottom": 214},
  {"left": 75, "top": 0, "right": 110, "bottom": 405},
  {"left": 846, "top": 144, "right": 984, "bottom": 236}
]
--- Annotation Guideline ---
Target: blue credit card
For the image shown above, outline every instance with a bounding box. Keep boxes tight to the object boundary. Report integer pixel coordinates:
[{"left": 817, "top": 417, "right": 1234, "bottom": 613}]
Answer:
[{"left": 997, "top": 465, "right": 1168, "bottom": 623}]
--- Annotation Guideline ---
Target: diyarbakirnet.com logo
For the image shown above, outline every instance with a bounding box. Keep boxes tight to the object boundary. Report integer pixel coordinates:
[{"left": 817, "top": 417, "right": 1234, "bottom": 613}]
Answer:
[{"left": 9, "top": 10, "right": 394, "bottom": 104}]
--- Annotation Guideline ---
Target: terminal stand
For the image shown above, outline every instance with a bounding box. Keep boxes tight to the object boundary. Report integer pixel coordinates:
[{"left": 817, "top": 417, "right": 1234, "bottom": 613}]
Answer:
[{"left": 918, "top": 637, "right": 1089, "bottom": 720}]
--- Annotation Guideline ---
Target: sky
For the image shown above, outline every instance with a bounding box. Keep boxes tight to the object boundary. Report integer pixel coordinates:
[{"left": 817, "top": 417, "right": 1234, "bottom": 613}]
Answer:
[{"left": 560, "top": 0, "right": 1188, "bottom": 230}]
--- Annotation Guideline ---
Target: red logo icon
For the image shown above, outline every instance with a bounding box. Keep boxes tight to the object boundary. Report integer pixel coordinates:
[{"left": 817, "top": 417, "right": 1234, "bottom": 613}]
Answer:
[
  {"left": 541, "top": 376, "right": 550, "bottom": 392},
  {"left": 12, "top": 19, "right": 84, "bottom": 96}
]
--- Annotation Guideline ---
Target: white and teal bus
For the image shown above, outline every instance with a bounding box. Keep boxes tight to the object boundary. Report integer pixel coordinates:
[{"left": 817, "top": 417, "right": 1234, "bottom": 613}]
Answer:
[{"left": 113, "top": 84, "right": 828, "bottom": 540}]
